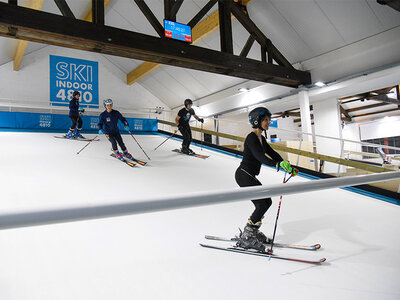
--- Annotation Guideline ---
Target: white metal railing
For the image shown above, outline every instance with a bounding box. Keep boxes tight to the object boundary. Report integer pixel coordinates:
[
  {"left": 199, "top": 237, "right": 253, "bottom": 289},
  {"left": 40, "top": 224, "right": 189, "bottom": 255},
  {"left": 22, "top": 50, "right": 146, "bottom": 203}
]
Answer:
[
  {"left": 0, "top": 171, "right": 398, "bottom": 230},
  {"left": 0, "top": 97, "right": 164, "bottom": 117},
  {"left": 202, "top": 116, "right": 400, "bottom": 152}
]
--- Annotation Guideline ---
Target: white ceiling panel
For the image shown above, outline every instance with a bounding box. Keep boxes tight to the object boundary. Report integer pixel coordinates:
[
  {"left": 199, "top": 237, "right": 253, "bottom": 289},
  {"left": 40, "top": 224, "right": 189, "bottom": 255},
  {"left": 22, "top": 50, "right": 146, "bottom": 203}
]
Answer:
[
  {"left": 267, "top": 0, "right": 346, "bottom": 56},
  {"left": 161, "top": 65, "right": 212, "bottom": 99},
  {"left": 101, "top": 53, "right": 142, "bottom": 74},
  {"left": 139, "top": 70, "right": 183, "bottom": 107},
  {"left": 41, "top": 0, "right": 91, "bottom": 19},
  {"left": 247, "top": 0, "right": 314, "bottom": 63},
  {"left": 0, "top": 0, "right": 399, "bottom": 117},
  {"left": 111, "top": 0, "right": 160, "bottom": 35},
  {"left": 25, "top": 42, "right": 48, "bottom": 55},
  {"left": 0, "top": 36, "right": 18, "bottom": 65},
  {"left": 106, "top": 4, "right": 139, "bottom": 31},
  {"left": 176, "top": 0, "right": 216, "bottom": 24},
  {"left": 366, "top": 0, "right": 400, "bottom": 29},
  {"left": 316, "top": 0, "right": 384, "bottom": 43}
]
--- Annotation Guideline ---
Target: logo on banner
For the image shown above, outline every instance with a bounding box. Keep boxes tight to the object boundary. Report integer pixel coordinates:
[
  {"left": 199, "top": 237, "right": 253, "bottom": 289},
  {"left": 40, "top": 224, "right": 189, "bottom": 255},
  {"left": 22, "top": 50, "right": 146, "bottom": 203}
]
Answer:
[
  {"left": 90, "top": 117, "right": 99, "bottom": 129},
  {"left": 134, "top": 119, "right": 143, "bottom": 131},
  {"left": 50, "top": 55, "right": 99, "bottom": 108},
  {"left": 39, "top": 114, "right": 52, "bottom": 128}
]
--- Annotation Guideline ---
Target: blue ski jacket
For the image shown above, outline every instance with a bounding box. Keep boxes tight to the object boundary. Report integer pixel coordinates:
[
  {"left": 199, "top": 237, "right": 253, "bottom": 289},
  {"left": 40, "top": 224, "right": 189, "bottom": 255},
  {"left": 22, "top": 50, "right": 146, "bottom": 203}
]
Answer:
[{"left": 98, "top": 109, "right": 128, "bottom": 135}]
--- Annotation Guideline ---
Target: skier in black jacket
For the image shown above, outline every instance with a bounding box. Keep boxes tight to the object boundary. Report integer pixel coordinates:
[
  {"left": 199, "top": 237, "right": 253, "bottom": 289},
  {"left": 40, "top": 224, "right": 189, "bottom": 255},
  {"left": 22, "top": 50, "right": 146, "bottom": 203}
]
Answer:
[
  {"left": 66, "top": 91, "right": 85, "bottom": 138},
  {"left": 236, "top": 107, "right": 297, "bottom": 252},
  {"left": 175, "top": 99, "right": 204, "bottom": 154}
]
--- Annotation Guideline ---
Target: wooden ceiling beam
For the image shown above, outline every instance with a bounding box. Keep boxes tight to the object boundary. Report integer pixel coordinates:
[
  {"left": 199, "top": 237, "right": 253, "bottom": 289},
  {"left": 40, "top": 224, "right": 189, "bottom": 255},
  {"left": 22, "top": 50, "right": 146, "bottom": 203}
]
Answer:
[
  {"left": 135, "top": 0, "right": 164, "bottom": 37},
  {"left": 83, "top": 0, "right": 112, "bottom": 22},
  {"left": 13, "top": 0, "right": 44, "bottom": 71},
  {"left": 218, "top": 0, "right": 233, "bottom": 54},
  {"left": 0, "top": 3, "right": 311, "bottom": 87},
  {"left": 92, "top": 0, "right": 105, "bottom": 25},
  {"left": 187, "top": 0, "right": 217, "bottom": 28},
  {"left": 352, "top": 107, "right": 400, "bottom": 118},
  {"left": 340, "top": 105, "right": 352, "bottom": 121},
  {"left": 128, "top": 0, "right": 253, "bottom": 85},
  {"left": 230, "top": 1, "right": 292, "bottom": 68},
  {"left": 240, "top": 34, "right": 255, "bottom": 57},
  {"left": 54, "top": 0, "right": 75, "bottom": 19},
  {"left": 13, "top": 0, "right": 112, "bottom": 71},
  {"left": 346, "top": 102, "right": 391, "bottom": 113},
  {"left": 169, "top": 0, "right": 184, "bottom": 22}
]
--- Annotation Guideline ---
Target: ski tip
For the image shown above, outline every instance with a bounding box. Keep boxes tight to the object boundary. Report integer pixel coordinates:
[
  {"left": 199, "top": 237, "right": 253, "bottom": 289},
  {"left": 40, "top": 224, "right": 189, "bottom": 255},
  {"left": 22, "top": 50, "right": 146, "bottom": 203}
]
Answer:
[
  {"left": 320, "top": 258, "right": 327, "bottom": 263},
  {"left": 314, "top": 244, "right": 321, "bottom": 250}
]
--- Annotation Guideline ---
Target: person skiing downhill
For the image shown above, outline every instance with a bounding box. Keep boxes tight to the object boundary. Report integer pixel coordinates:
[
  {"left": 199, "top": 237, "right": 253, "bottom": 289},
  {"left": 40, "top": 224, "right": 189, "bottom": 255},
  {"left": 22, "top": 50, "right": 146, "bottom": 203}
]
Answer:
[
  {"left": 98, "top": 98, "right": 133, "bottom": 161},
  {"left": 175, "top": 99, "right": 204, "bottom": 155},
  {"left": 235, "top": 107, "right": 297, "bottom": 252},
  {"left": 66, "top": 91, "right": 85, "bottom": 138}
]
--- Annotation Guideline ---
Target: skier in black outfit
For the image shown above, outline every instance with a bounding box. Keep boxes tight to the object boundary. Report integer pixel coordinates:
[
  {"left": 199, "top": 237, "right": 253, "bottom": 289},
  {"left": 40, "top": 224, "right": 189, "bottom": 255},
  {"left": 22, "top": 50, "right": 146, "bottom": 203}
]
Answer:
[
  {"left": 66, "top": 91, "right": 85, "bottom": 138},
  {"left": 98, "top": 98, "right": 133, "bottom": 161},
  {"left": 236, "top": 107, "right": 297, "bottom": 252},
  {"left": 175, "top": 99, "right": 204, "bottom": 154}
]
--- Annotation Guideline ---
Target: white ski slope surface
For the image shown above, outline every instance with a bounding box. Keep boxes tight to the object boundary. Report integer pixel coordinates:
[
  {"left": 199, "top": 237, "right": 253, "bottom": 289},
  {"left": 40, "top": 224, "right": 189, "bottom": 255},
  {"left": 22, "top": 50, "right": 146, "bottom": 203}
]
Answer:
[{"left": 0, "top": 132, "right": 399, "bottom": 300}]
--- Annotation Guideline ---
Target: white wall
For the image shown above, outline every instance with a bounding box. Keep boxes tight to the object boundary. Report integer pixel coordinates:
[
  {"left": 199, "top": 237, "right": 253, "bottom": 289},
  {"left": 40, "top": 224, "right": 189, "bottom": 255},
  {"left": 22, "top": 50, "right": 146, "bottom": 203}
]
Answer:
[
  {"left": 359, "top": 115, "right": 400, "bottom": 140},
  {"left": 342, "top": 122, "right": 362, "bottom": 160},
  {"left": 274, "top": 117, "right": 299, "bottom": 141},
  {"left": 313, "top": 99, "right": 343, "bottom": 173},
  {"left": 0, "top": 46, "right": 168, "bottom": 113}
]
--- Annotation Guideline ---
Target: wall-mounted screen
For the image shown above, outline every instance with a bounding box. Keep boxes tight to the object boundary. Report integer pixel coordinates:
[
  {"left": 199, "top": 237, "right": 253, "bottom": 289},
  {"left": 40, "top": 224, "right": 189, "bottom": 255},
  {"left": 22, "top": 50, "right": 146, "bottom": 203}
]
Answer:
[{"left": 164, "top": 20, "right": 192, "bottom": 43}]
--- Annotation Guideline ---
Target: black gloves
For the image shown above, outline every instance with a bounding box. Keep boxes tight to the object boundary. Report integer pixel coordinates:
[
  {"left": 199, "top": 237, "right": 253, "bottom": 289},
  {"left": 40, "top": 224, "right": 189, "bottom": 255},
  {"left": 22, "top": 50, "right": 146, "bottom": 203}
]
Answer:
[{"left": 199, "top": 118, "right": 204, "bottom": 123}]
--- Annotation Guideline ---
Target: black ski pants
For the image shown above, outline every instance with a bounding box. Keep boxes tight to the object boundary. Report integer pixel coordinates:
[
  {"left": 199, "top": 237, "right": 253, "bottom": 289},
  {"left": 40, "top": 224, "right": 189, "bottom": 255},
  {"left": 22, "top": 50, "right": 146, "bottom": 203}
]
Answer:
[
  {"left": 69, "top": 116, "right": 82, "bottom": 130},
  {"left": 108, "top": 132, "right": 127, "bottom": 152},
  {"left": 235, "top": 167, "right": 272, "bottom": 224},
  {"left": 179, "top": 125, "right": 192, "bottom": 150}
]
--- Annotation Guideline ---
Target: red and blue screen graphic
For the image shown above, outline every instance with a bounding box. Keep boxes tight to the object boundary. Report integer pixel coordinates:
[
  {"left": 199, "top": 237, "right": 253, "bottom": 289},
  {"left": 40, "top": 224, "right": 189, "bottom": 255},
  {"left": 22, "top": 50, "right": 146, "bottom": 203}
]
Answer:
[{"left": 164, "top": 20, "right": 192, "bottom": 43}]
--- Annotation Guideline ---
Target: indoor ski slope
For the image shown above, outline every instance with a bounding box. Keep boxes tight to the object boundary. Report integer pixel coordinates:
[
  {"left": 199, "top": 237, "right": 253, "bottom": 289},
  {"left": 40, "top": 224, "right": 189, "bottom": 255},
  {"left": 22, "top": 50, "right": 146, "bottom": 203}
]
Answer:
[{"left": 0, "top": 132, "right": 399, "bottom": 300}]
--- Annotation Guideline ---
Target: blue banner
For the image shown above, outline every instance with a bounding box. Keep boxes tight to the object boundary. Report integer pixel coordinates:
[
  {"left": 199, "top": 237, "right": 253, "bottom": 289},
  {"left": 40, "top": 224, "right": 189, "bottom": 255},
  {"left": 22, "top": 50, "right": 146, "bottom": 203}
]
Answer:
[
  {"left": 49, "top": 55, "right": 99, "bottom": 109},
  {"left": 0, "top": 111, "right": 158, "bottom": 132}
]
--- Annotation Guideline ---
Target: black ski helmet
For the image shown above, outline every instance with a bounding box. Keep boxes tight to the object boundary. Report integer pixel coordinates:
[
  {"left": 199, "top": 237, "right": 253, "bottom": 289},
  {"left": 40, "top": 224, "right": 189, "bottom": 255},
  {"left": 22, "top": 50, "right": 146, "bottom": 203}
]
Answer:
[
  {"left": 248, "top": 107, "right": 272, "bottom": 129},
  {"left": 103, "top": 98, "right": 113, "bottom": 108},
  {"left": 184, "top": 99, "right": 193, "bottom": 108},
  {"left": 73, "top": 91, "right": 80, "bottom": 97}
]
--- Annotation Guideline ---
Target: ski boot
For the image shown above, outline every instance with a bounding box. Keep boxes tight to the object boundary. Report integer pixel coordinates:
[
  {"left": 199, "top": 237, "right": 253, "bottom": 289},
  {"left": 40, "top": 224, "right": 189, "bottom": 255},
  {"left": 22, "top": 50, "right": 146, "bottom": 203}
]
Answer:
[
  {"left": 181, "top": 146, "right": 189, "bottom": 155},
  {"left": 74, "top": 129, "right": 85, "bottom": 139},
  {"left": 113, "top": 150, "right": 124, "bottom": 161},
  {"left": 248, "top": 219, "right": 272, "bottom": 244},
  {"left": 188, "top": 148, "right": 195, "bottom": 155},
  {"left": 123, "top": 150, "right": 133, "bottom": 160},
  {"left": 66, "top": 130, "right": 75, "bottom": 138},
  {"left": 236, "top": 223, "right": 266, "bottom": 252}
]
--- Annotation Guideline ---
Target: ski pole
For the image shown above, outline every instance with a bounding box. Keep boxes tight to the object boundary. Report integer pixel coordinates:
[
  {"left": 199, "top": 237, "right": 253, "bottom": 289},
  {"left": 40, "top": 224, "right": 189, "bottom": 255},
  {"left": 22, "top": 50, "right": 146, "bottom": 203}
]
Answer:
[
  {"left": 201, "top": 122, "right": 203, "bottom": 151},
  {"left": 76, "top": 135, "right": 98, "bottom": 155},
  {"left": 268, "top": 168, "right": 298, "bottom": 254},
  {"left": 154, "top": 129, "right": 177, "bottom": 151},
  {"left": 128, "top": 130, "right": 151, "bottom": 160}
]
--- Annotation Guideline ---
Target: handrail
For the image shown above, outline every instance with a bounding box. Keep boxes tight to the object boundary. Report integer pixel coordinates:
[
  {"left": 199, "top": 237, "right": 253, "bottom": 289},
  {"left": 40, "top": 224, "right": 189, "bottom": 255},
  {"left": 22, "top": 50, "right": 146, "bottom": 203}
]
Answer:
[
  {"left": 1, "top": 171, "right": 398, "bottom": 230},
  {"left": 205, "top": 115, "right": 400, "bottom": 152},
  {"left": 158, "top": 119, "right": 396, "bottom": 173}
]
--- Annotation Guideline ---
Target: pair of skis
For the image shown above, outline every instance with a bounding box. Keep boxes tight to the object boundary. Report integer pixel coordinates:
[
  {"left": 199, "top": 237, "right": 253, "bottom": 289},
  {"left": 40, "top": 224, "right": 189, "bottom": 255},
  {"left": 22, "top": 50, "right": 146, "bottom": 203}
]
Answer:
[
  {"left": 55, "top": 135, "right": 100, "bottom": 142},
  {"left": 172, "top": 149, "right": 209, "bottom": 159},
  {"left": 110, "top": 153, "right": 147, "bottom": 167},
  {"left": 201, "top": 235, "right": 326, "bottom": 264}
]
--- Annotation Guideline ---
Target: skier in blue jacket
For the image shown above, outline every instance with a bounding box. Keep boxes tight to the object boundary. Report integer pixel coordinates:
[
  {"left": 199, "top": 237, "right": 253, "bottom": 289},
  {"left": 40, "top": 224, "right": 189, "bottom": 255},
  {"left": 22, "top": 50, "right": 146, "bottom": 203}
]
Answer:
[
  {"left": 66, "top": 91, "right": 85, "bottom": 138},
  {"left": 98, "top": 98, "right": 133, "bottom": 161}
]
